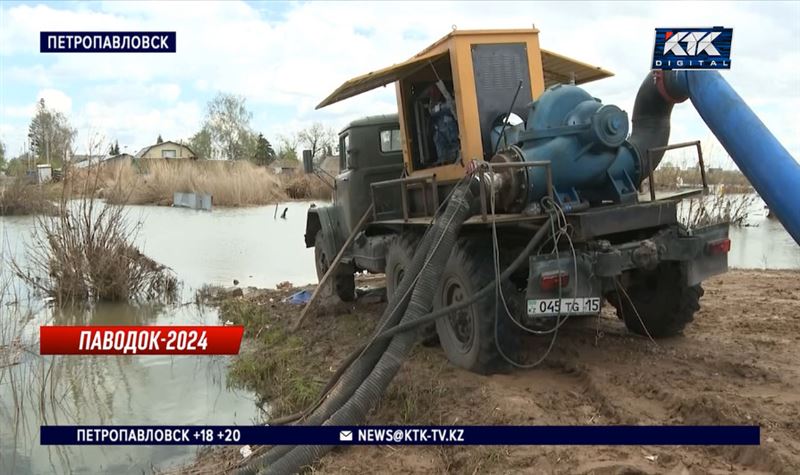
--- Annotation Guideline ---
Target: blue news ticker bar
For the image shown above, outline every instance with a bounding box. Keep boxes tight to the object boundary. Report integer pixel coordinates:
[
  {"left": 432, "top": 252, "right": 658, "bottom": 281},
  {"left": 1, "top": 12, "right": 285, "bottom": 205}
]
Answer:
[
  {"left": 40, "top": 425, "right": 761, "bottom": 446},
  {"left": 40, "top": 32, "right": 176, "bottom": 53}
]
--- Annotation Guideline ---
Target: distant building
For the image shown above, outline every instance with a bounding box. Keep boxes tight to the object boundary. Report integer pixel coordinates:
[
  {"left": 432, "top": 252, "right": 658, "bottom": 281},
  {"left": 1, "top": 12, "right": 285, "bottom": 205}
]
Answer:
[
  {"left": 71, "top": 154, "right": 107, "bottom": 169},
  {"left": 70, "top": 152, "right": 134, "bottom": 169},
  {"left": 271, "top": 158, "right": 300, "bottom": 175},
  {"left": 36, "top": 164, "right": 52, "bottom": 183},
  {"left": 105, "top": 153, "right": 135, "bottom": 164},
  {"left": 134, "top": 141, "right": 197, "bottom": 160}
]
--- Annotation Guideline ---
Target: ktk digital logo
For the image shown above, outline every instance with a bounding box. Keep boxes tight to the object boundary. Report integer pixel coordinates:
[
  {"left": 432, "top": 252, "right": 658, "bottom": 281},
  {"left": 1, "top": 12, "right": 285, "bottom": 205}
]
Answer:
[{"left": 652, "top": 27, "right": 733, "bottom": 70}]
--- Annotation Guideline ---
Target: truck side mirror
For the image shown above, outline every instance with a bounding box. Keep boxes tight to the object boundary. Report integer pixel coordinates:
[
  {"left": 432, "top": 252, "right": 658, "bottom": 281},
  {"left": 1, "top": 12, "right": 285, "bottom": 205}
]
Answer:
[{"left": 302, "top": 149, "right": 313, "bottom": 174}]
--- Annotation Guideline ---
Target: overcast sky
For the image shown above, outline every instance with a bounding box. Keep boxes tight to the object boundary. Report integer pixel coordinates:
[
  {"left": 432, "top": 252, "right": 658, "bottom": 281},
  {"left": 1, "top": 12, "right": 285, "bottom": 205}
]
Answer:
[{"left": 1, "top": 1, "right": 798, "bottom": 167}]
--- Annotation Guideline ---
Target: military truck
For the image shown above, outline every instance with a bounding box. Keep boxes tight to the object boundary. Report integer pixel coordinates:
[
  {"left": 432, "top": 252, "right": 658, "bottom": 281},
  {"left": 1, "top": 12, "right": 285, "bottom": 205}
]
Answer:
[{"left": 304, "top": 29, "right": 731, "bottom": 374}]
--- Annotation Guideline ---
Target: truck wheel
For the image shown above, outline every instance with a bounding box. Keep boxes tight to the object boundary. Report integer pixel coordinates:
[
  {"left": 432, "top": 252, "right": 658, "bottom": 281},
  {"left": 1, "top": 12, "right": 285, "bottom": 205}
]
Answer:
[
  {"left": 384, "top": 233, "right": 417, "bottom": 300},
  {"left": 385, "top": 233, "right": 437, "bottom": 345},
  {"left": 610, "top": 263, "right": 704, "bottom": 338},
  {"left": 434, "top": 239, "right": 520, "bottom": 374},
  {"left": 314, "top": 231, "right": 355, "bottom": 302}
]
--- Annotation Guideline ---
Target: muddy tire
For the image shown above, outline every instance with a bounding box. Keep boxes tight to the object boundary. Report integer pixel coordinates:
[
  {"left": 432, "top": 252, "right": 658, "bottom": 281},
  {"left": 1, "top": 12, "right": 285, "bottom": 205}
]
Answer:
[
  {"left": 434, "top": 239, "right": 520, "bottom": 374},
  {"left": 314, "top": 231, "right": 355, "bottom": 302},
  {"left": 385, "top": 233, "right": 418, "bottom": 300},
  {"left": 385, "top": 233, "right": 437, "bottom": 345},
  {"left": 609, "top": 262, "right": 703, "bottom": 338}
]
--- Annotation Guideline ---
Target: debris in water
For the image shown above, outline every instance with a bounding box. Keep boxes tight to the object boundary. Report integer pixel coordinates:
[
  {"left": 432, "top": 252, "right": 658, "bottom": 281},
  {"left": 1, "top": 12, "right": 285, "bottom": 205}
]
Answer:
[{"left": 286, "top": 289, "right": 312, "bottom": 304}]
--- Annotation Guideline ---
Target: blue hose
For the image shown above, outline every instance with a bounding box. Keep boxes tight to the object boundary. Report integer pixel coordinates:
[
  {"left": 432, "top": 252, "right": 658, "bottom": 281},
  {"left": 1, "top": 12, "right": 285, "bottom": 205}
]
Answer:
[{"left": 669, "top": 71, "right": 800, "bottom": 244}]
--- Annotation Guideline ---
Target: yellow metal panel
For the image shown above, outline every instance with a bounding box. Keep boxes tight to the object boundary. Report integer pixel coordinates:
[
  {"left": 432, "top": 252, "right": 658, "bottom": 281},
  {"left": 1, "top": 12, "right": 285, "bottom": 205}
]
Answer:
[
  {"left": 314, "top": 28, "right": 613, "bottom": 182},
  {"left": 408, "top": 30, "right": 546, "bottom": 179},
  {"left": 316, "top": 51, "right": 448, "bottom": 109},
  {"left": 540, "top": 49, "right": 614, "bottom": 88}
]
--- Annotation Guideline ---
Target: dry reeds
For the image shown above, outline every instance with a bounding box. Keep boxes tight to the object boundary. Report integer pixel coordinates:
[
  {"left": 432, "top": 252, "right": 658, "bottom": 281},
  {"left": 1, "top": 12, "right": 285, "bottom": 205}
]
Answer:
[
  {"left": 99, "top": 160, "right": 289, "bottom": 206},
  {"left": 682, "top": 190, "right": 756, "bottom": 228},
  {"left": 0, "top": 177, "right": 58, "bottom": 216},
  {"left": 12, "top": 192, "right": 178, "bottom": 305},
  {"left": 279, "top": 173, "right": 333, "bottom": 200}
]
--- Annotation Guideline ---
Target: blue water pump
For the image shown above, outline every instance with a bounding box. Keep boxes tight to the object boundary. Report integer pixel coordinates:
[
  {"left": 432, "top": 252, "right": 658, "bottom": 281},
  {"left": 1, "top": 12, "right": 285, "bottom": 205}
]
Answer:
[{"left": 492, "top": 84, "right": 642, "bottom": 209}]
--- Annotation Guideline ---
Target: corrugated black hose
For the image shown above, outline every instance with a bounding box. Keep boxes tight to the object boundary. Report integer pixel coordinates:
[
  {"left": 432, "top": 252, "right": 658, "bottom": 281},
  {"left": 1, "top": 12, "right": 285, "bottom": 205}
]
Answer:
[
  {"left": 238, "top": 181, "right": 475, "bottom": 474},
  {"left": 241, "top": 180, "right": 554, "bottom": 474},
  {"left": 239, "top": 217, "right": 439, "bottom": 471},
  {"left": 259, "top": 184, "right": 476, "bottom": 475}
]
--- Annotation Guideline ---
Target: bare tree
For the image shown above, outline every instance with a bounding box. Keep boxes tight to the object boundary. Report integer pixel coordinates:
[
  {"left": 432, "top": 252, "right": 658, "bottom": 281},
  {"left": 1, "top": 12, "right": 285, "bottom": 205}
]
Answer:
[{"left": 297, "top": 122, "right": 335, "bottom": 163}]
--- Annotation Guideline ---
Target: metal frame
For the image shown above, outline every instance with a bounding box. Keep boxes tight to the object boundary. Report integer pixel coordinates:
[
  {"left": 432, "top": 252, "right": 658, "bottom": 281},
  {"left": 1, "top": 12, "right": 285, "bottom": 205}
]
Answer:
[
  {"left": 369, "top": 160, "right": 556, "bottom": 223},
  {"left": 370, "top": 142, "right": 706, "bottom": 226},
  {"left": 370, "top": 175, "right": 441, "bottom": 222},
  {"left": 646, "top": 140, "right": 709, "bottom": 201}
]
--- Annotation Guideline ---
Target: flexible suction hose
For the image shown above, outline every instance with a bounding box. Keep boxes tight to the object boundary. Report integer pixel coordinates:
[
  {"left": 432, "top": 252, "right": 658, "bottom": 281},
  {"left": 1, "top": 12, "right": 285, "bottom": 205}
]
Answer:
[
  {"left": 241, "top": 181, "right": 554, "bottom": 474},
  {"left": 260, "top": 184, "right": 476, "bottom": 475},
  {"left": 239, "top": 221, "right": 438, "bottom": 472},
  {"left": 239, "top": 182, "right": 476, "bottom": 474}
]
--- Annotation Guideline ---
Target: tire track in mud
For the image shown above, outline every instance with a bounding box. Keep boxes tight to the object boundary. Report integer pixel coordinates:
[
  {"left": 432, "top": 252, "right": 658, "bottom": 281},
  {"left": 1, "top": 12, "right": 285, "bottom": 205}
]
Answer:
[{"left": 180, "top": 271, "right": 800, "bottom": 474}]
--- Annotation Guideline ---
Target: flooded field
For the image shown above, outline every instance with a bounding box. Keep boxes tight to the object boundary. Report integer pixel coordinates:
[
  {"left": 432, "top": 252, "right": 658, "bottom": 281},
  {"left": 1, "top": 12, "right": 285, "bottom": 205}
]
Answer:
[
  {"left": 0, "top": 201, "right": 321, "bottom": 474},
  {"left": 0, "top": 195, "right": 797, "bottom": 474}
]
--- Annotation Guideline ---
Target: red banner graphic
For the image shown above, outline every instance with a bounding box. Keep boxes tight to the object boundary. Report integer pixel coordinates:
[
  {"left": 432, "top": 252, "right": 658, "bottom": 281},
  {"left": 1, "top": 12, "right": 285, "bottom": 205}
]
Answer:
[{"left": 40, "top": 326, "right": 244, "bottom": 355}]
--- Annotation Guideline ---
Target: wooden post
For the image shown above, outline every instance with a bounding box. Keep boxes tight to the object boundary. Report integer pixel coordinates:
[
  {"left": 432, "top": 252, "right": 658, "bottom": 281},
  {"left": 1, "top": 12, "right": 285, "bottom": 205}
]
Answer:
[{"left": 291, "top": 204, "right": 375, "bottom": 332}]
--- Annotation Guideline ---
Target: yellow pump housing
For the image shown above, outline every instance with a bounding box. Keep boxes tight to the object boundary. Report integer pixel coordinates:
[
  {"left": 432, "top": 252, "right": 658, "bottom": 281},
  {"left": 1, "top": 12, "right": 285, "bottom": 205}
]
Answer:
[{"left": 317, "top": 28, "right": 613, "bottom": 182}]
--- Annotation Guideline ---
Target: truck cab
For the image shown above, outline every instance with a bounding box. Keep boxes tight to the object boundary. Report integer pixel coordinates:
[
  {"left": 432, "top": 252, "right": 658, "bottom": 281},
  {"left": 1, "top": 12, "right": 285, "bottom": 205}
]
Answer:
[{"left": 304, "top": 115, "right": 403, "bottom": 300}]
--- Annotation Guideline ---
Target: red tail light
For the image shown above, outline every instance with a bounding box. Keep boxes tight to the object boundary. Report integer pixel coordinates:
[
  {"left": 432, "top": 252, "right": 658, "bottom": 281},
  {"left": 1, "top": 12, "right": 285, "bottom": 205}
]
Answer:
[
  {"left": 540, "top": 271, "right": 569, "bottom": 291},
  {"left": 706, "top": 238, "right": 731, "bottom": 255}
]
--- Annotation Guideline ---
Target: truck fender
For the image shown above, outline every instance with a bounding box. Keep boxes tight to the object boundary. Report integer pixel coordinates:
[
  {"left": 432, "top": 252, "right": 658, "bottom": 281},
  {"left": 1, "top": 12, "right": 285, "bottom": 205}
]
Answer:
[{"left": 304, "top": 205, "right": 344, "bottom": 260}]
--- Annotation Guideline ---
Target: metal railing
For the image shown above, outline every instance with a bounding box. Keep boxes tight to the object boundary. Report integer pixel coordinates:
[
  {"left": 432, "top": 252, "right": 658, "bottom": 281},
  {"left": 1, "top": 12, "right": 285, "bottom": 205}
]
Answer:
[
  {"left": 646, "top": 140, "right": 709, "bottom": 201},
  {"left": 369, "top": 160, "right": 557, "bottom": 223}
]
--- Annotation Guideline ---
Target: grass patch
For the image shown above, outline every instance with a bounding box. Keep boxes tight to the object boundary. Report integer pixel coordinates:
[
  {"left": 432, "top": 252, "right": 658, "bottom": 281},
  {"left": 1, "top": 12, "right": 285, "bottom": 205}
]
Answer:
[{"left": 220, "top": 298, "right": 324, "bottom": 416}]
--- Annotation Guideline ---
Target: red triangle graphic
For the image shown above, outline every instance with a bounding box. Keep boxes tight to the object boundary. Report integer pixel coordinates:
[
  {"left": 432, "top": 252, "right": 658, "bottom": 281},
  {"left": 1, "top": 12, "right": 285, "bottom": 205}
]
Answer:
[{"left": 665, "top": 31, "right": 673, "bottom": 40}]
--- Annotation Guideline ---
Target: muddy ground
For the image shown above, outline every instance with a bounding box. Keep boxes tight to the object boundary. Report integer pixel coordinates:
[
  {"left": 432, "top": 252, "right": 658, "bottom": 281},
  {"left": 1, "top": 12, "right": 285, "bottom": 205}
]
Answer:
[{"left": 179, "top": 269, "right": 800, "bottom": 475}]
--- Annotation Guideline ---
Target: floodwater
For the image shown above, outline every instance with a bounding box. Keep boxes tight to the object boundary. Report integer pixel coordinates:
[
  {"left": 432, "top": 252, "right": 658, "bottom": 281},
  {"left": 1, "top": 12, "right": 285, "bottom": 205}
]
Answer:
[
  {"left": 0, "top": 196, "right": 797, "bottom": 474},
  {"left": 0, "top": 201, "right": 321, "bottom": 474},
  {"left": 681, "top": 194, "right": 800, "bottom": 270}
]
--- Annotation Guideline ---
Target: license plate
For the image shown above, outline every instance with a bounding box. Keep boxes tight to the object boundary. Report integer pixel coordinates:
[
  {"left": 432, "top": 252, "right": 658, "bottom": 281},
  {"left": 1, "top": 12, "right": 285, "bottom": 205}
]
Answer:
[{"left": 527, "top": 298, "right": 601, "bottom": 316}]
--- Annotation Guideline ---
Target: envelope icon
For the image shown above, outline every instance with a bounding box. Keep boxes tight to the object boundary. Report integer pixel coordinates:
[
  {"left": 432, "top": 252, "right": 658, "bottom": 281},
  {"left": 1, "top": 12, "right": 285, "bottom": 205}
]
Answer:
[{"left": 339, "top": 430, "right": 353, "bottom": 441}]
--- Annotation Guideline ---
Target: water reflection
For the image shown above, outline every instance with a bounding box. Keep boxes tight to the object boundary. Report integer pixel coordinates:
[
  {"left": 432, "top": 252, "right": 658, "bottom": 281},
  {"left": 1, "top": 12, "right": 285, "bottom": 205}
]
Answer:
[
  {"left": 0, "top": 301, "right": 260, "bottom": 474},
  {"left": 0, "top": 196, "right": 796, "bottom": 474},
  {"left": 0, "top": 201, "right": 326, "bottom": 474}
]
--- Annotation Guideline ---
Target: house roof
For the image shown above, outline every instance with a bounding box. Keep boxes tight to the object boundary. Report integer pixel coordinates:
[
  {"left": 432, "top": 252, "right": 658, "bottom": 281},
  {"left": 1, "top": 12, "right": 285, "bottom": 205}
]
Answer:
[
  {"left": 71, "top": 154, "right": 107, "bottom": 163},
  {"left": 273, "top": 158, "right": 300, "bottom": 168},
  {"left": 134, "top": 141, "right": 197, "bottom": 159}
]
